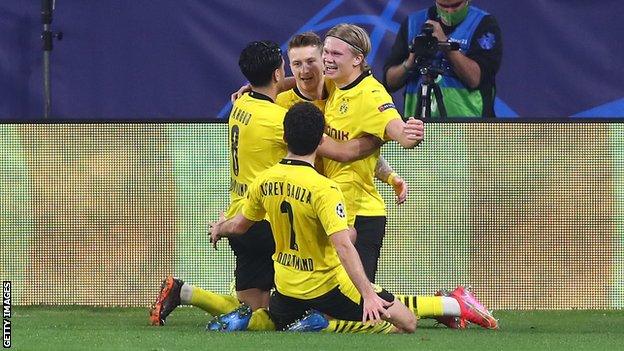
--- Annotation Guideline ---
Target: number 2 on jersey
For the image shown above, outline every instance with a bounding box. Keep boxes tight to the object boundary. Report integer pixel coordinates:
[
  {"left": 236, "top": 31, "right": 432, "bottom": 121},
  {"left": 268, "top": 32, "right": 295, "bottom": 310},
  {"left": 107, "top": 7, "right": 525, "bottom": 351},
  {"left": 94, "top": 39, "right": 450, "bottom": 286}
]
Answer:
[{"left": 280, "top": 201, "right": 299, "bottom": 251}]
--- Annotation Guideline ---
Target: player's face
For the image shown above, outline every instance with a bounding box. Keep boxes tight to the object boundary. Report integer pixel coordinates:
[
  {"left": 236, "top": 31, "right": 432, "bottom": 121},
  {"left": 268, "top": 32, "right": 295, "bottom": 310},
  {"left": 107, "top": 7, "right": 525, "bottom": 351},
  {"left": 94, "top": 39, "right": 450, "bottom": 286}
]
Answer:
[
  {"left": 288, "top": 46, "right": 324, "bottom": 92},
  {"left": 322, "top": 36, "right": 361, "bottom": 86}
]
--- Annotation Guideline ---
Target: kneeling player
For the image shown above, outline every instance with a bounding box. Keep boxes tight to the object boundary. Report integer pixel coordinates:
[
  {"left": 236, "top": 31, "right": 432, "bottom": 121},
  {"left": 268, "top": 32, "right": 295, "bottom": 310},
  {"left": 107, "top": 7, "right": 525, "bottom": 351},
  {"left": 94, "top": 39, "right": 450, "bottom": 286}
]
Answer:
[{"left": 208, "top": 102, "right": 497, "bottom": 333}]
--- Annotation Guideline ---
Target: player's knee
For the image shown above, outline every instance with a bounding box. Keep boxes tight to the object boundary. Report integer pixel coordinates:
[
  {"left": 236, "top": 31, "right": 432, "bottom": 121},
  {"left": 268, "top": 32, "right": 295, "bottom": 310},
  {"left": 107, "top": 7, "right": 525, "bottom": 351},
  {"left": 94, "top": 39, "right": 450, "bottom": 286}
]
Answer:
[
  {"left": 403, "top": 314, "right": 417, "bottom": 333},
  {"left": 392, "top": 312, "right": 417, "bottom": 333}
]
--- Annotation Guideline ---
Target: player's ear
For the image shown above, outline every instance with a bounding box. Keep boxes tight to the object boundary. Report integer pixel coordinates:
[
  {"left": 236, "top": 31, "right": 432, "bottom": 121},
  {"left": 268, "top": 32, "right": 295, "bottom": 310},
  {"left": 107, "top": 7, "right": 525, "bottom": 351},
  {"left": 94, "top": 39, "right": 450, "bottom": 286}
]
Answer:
[
  {"left": 273, "top": 68, "right": 281, "bottom": 83},
  {"left": 352, "top": 54, "right": 363, "bottom": 67},
  {"left": 273, "top": 59, "right": 285, "bottom": 83}
]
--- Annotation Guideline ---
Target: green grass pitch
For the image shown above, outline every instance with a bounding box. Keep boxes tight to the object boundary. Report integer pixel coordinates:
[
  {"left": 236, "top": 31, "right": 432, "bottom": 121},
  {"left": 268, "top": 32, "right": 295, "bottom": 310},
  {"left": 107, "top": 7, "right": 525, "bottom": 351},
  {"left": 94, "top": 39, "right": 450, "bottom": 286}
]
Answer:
[{"left": 9, "top": 306, "right": 623, "bottom": 350}]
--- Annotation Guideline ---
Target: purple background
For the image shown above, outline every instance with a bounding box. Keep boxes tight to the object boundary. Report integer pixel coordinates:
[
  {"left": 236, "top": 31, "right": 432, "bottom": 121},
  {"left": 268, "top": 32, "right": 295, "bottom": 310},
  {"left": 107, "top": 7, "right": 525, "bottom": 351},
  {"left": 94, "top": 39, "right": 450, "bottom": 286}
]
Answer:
[{"left": 1, "top": 0, "right": 623, "bottom": 119}]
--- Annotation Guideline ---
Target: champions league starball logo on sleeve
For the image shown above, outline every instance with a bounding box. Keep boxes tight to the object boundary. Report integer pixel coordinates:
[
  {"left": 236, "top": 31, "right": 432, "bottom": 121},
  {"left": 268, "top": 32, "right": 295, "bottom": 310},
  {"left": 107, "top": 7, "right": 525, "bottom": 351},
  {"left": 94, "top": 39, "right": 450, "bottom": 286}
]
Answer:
[{"left": 336, "top": 203, "right": 346, "bottom": 218}]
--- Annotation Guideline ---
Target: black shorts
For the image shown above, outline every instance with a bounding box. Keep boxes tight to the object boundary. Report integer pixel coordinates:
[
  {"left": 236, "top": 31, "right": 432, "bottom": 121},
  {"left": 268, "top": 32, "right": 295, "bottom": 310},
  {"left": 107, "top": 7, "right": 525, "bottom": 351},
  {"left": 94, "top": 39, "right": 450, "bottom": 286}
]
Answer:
[
  {"left": 227, "top": 220, "right": 275, "bottom": 291},
  {"left": 268, "top": 286, "right": 394, "bottom": 331},
  {"left": 353, "top": 216, "right": 386, "bottom": 283}
]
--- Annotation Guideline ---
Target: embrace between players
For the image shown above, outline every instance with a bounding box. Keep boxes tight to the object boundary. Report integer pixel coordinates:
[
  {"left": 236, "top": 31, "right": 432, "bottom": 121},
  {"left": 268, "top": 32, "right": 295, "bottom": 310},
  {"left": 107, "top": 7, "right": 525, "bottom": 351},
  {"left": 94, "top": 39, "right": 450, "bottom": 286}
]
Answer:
[{"left": 150, "top": 23, "right": 498, "bottom": 334}]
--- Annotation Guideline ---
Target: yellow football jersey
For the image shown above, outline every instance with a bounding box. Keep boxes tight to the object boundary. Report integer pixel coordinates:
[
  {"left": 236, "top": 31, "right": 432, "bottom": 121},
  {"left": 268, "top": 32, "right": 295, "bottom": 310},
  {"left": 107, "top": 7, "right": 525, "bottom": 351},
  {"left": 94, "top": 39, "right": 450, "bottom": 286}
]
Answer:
[
  {"left": 323, "top": 71, "right": 402, "bottom": 224},
  {"left": 225, "top": 91, "right": 288, "bottom": 219},
  {"left": 241, "top": 159, "right": 351, "bottom": 299},
  {"left": 275, "top": 80, "right": 334, "bottom": 111}
]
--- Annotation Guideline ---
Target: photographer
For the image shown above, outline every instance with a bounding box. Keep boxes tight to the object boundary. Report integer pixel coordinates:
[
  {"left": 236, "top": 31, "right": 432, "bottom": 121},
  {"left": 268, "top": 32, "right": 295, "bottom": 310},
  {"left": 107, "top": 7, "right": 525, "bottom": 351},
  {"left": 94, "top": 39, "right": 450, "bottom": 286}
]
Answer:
[{"left": 383, "top": 1, "right": 502, "bottom": 117}]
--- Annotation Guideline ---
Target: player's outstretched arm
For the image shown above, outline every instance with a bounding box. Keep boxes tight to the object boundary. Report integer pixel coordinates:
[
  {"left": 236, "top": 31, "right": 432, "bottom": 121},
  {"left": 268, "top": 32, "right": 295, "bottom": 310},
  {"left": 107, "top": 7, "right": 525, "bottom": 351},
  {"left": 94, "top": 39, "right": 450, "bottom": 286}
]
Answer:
[
  {"left": 209, "top": 213, "right": 255, "bottom": 250},
  {"left": 374, "top": 156, "right": 407, "bottom": 205},
  {"left": 384, "top": 117, "right": 424, "bottom": 149},
  {"left": 317, "top": 134, "right": 383, "bottom": 163},
  {"left": 330, "top": 229, "right": 393, "bottom": 324},
  {"left": 277, "top": 76, "right": 296, "bottom": 94}
]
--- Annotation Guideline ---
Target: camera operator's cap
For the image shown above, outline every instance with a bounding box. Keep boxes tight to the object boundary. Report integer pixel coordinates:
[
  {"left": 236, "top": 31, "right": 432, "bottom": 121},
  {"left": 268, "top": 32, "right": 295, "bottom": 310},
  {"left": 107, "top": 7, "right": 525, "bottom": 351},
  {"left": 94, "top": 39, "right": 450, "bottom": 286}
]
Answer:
[{"left": 326, "top": 35, "right": 365, "bottom": 54}]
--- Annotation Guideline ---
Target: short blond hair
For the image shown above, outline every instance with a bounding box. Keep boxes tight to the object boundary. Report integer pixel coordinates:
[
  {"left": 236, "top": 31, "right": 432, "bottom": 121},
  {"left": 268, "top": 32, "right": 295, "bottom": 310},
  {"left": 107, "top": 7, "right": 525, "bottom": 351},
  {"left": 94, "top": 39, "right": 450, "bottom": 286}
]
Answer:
[
  {"left": 288, "top": 32, "right": 323, "bottom": 52},
  {"left": 325, "top": 24, "right": 371, "bottom": 71}
]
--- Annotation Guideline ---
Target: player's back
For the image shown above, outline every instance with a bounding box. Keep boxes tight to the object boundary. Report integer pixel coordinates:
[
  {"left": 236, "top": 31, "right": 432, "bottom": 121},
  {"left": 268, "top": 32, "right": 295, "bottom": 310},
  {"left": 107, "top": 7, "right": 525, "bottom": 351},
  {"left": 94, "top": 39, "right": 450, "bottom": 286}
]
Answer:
[
  {"left": 226, "top": 92, "right": 288, "bottom": 218},
  {"left": 247, "top": 159, "right": 349, "bottom": 300}
]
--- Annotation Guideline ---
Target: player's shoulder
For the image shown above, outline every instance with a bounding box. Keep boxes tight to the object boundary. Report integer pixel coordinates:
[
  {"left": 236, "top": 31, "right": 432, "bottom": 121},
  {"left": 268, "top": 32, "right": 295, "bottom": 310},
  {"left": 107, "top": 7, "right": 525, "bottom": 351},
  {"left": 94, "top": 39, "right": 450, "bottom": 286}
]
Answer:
[
  {"left": 276, "top": 89, "right": 297, "bottom": 109},
  {"left": 276, "top": 89, "right": 293, "bottom": 100},
  {"left": 324, "top": 79, "right": 337, "bottom": 95},
  {"left": 243, "top": 92, "right": 287, "bottom": 112},
  {"left": 357, "top": 74, "right": 389, "bottom": 97},
  {"left": 358, "top": 75, "right": 396, "bottom": 111},
  {"left": 311, "top": 175, "right": 343, "bottom": 196},
  {"left": 232, "top": 92, "right": 251, "bottom": 107},
  {"left": 269, "top": 100, "right": 288, "bottom": 114},
  {"left": 254, "top": 99, "right": 288, "bottom": 123},
  {"left": 253, "top": 163, "right": 284, "bottom": 184}
]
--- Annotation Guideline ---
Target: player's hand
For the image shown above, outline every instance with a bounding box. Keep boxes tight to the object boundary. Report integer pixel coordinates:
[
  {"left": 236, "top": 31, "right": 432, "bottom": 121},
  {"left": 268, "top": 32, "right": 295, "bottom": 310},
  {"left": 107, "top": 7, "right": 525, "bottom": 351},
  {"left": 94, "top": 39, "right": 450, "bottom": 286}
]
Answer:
[
  {"left": 361, "top": 293, "right": 394, "bottom": 324},
  {"left": 230, "top": 84, "right": 252, "bottom": 102},
  {"left": 388, "top": 173, "right": 408, "bottom": 205},
  {"left": 425, "top": 20, "right": 447, "bottom": 42},
  {"left": 209, "top": 212, "right": 227, "bottom": 250},
  {"left": 404, "top": 117, "right": 424, "bottom": 143}
]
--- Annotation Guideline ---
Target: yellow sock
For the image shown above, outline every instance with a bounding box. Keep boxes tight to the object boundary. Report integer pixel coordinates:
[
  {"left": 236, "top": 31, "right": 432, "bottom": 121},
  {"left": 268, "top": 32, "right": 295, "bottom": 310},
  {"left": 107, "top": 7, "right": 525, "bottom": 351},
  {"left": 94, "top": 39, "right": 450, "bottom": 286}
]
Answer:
[
  {"left": 247, "top": 308, "right": 276, "bottom": 331},
  {"left": 395, "top": 295, "right": 444, "bottom": 318},
  {"left": 395, "top": 295, "right": 417, "bottom": 316},
  {"left": 323, "top": 320, "right": 395, "bottom": 334},
  {"left": 189, "top": 286, "right": 240, "bottom": 316}
]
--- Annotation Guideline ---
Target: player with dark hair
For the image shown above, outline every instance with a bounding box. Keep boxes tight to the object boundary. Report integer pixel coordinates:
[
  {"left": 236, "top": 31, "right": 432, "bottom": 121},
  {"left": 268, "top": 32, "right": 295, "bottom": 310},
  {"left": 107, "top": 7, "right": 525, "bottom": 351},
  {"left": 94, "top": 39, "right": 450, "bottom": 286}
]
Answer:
[
  {"left": 150, "top": 40, "right": 403, "bottom": 326},
  {"left": 224, "top": 30, "right": 496, "bottom": 331},
  {"left": 150, "top": 41, "right": 286, "bottom": 326},
  {"left": 207, "top": 101, "right": 497, "bottom": 334},
  {"left": 283, "top": 103, "right": 326, "bottom": 155},
  {"left": 208, "top": 101, "right": 417, "bottom": 333}
]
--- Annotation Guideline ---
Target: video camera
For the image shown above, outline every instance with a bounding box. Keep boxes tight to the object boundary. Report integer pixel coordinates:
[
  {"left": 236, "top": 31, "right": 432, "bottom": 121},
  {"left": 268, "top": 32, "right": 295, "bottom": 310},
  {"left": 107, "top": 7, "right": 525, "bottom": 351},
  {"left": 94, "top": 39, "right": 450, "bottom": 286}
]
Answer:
[
  {"left": 408, "top": 23, "right": 460, "bottom": 119},
  {"left": 409, "top": 23, "right": 459, "bottom": 60}
]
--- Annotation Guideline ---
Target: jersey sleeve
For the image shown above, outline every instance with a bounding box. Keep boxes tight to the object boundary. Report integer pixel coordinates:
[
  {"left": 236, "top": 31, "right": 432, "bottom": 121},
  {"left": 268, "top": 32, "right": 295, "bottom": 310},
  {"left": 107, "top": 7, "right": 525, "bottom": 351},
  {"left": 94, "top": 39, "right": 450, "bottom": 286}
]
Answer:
[
  {"left": 360, "top": 88, "right": 402, "bottom": 141},
  {"left": 241, "top": 177, "right": 266, "bottom": 221},
  {"left": 314, "top": 181, "right": 349, "bottom": 236}
]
